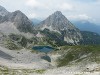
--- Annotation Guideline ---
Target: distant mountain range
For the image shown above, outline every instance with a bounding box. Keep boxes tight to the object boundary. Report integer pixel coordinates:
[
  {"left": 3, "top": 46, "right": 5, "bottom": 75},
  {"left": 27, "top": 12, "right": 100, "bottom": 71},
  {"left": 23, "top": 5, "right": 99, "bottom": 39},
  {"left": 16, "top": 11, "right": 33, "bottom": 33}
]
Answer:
[
  {"left": 72, "top": 20, "right": 100, "bottom": 35},
  {"left": 31, "top": 18, "right": 41, "bottom": 25}
]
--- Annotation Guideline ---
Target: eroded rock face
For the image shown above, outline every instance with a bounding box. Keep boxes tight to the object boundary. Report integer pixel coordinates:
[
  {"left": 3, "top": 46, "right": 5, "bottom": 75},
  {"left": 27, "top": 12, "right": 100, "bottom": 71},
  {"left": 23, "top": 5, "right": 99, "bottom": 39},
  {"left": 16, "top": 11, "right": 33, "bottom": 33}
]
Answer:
[{"left": 36, "top": 11, "right": 82, "bottom": 44}]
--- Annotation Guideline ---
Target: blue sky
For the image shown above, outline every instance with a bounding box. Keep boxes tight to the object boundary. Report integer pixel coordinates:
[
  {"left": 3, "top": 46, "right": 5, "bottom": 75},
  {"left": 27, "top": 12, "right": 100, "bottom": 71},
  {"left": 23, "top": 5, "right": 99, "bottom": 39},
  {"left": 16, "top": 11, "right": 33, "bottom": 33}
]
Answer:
[{"left": 0, "top": 0, "right": 100, "bottom": 24}]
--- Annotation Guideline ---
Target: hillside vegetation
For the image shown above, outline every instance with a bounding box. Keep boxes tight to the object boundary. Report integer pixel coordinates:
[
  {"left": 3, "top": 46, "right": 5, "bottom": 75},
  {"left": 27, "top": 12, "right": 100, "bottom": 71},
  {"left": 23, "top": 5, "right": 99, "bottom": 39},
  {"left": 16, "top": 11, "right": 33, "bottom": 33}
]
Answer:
[{"left": 57, "top": 45, "right": 100, "bottom": 67}]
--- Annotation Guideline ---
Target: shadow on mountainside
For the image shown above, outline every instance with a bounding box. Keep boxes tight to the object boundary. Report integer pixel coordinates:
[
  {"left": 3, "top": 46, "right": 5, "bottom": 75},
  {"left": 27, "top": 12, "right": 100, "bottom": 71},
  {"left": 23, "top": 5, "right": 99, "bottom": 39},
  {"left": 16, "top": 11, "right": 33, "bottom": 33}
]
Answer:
[{"left": 0, "top": 50, "right": 13, "bottom": 60}]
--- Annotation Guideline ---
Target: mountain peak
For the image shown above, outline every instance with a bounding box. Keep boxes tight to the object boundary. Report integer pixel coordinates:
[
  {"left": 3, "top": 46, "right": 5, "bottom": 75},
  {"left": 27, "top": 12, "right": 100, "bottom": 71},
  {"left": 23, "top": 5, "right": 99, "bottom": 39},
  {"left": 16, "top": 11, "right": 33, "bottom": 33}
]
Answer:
[
  {"left": 36, "top": 11, "right": 82, "bottom": 44},
  {"left": 0, "top": 5, "right": 9, "bottom": 16},
  {"left": 14, "top": 10, "right": 20, "bottom": 12},
  {"left": 37, "top": 11, "right": 77, "bottom": 31},
  {"left": 53, "top": 11, "right": 62, "bottom": 15},
  {"left": 14, "top": 10, "right": 23, "bottom": 14},
  {"left": 0, "top": 5, "right": 6, "bottom": 10},
  {"left": 51, "top": 11, "right": 64, "bottom": 18},
  {"left": 12, "top": 10, "right": 25, "bottom": 16},
  {"left": 0, "top": 7, "right": 33, "bottom": 33},
  {"left": 9, "top": 10, "right": 34, "bottom": 33},
  {"left": 38, "top": 10, "right": 75, "bottom": 31}
]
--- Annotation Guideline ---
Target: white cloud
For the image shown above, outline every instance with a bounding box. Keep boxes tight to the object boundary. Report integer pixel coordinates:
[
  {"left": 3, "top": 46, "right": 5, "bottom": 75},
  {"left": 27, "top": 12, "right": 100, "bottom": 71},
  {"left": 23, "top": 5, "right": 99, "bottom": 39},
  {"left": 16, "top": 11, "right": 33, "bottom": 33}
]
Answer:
[
  {"left": 59, "top": 3, "right": 74, "bottom": 11},
  {"left": 28, "top": 13, "right": 37, "bottom": 18},
  {"left": 68, "top": 14, "right": 92, "bottom": 20},
  {"left": 26, "top": 0, "right": 74, "bottom": 11},
  {"left": 25, "top": 0, "right": 49, "bottom": 10},
  {"left": 26, "top": 0, "right": 41, "bottom": 7}
]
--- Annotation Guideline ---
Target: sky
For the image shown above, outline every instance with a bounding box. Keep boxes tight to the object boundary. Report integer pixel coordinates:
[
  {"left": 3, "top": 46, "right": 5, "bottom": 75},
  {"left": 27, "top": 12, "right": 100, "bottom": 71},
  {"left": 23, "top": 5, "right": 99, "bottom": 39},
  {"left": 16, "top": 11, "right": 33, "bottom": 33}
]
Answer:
[{"left": 0, "top": 0, "right": 100, "bottom": 24}]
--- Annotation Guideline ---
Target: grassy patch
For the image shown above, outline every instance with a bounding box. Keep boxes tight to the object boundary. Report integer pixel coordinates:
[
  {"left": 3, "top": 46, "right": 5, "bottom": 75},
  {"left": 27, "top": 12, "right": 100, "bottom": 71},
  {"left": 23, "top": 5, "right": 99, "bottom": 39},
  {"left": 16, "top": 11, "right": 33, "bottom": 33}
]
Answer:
[
  {"left": 0, "top": 65, "right": 45, "bottom": 75},
  {"left": 4, "top": 39, "right": 21, "bottom": 50},
  {"left": 57, "top": 45, "right": 100, "bottom": 67}
]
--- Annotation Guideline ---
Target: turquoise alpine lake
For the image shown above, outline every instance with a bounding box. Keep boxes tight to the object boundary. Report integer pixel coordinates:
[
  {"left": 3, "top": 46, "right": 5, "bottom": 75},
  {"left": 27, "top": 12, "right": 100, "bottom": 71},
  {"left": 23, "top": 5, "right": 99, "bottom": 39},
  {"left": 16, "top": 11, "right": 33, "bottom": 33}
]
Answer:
[{"left": 32, "top": 46, "right": 55, "bottom": 53}]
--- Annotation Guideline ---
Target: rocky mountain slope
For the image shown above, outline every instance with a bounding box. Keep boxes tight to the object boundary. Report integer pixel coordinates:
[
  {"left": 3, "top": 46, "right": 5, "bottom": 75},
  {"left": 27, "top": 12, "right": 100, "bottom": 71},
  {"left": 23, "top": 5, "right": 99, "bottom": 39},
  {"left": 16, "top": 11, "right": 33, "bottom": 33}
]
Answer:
[
  {"left": 0, "top": 5, "right": 9, "bottom": 16},
  {"left": 0, "top": 5, "right": 35, "bottom": 50},
  {"left": 35, "top": 11, "right": 82, "bottom": 44},
  {"left": 0, "top": 6, "right": 34, "bottom": 35},
  {"left": 80, "top": 31, "right": 100, "bottom": 45}
]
